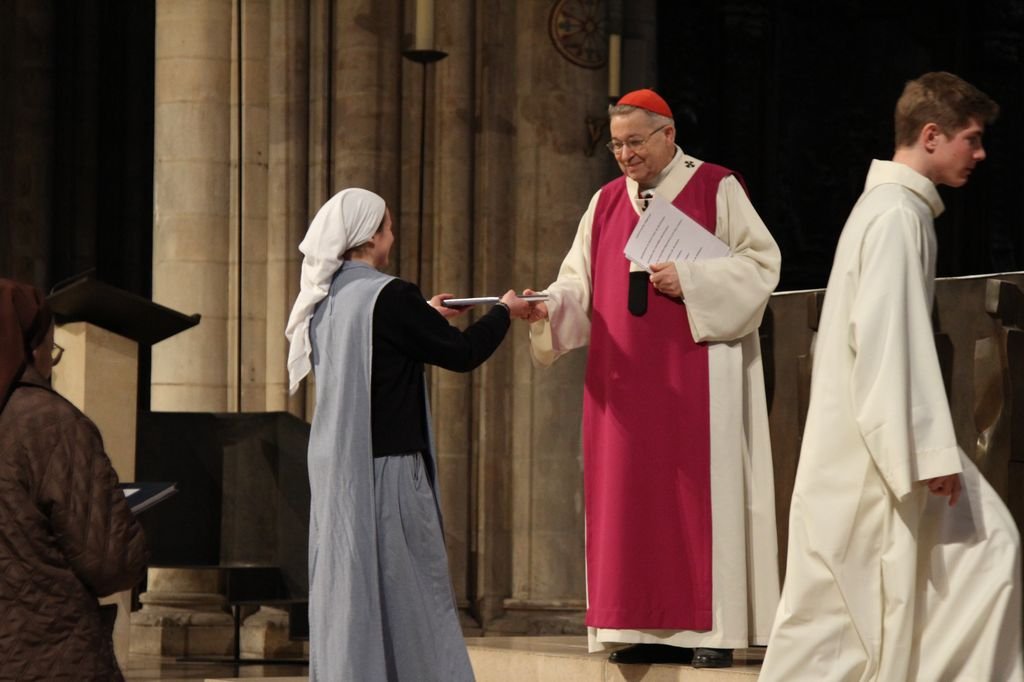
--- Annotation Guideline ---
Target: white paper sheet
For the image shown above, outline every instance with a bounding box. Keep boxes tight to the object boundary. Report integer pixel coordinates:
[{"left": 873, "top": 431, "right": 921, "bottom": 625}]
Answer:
[{"left": 624, "top": 194, "right": 730, "bottom": 271}]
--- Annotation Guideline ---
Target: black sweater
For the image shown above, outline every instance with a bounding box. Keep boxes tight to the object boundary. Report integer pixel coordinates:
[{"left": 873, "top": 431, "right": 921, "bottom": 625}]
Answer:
[{"left": 370, "top": 279, "right": 511, "bottom": 456}]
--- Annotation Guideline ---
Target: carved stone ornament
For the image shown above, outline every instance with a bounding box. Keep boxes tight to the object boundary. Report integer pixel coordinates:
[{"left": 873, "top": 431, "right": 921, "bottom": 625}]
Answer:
[{"left": 549, "top": 0, "right": 607, "bottom": 69}]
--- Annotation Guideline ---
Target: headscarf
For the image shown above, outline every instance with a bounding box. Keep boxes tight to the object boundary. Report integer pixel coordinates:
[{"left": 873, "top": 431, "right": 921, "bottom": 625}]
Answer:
[
  {"left": 0, "top": 279, "right": 52, "bottom": 407},
  {"left": 285, "top": 188, "right": 387, "bottom": 394}
]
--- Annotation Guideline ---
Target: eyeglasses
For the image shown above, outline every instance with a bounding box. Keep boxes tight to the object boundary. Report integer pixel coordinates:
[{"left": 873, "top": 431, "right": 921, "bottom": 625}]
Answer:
[
  {"left": 51, "top": 343, "right": 64, "bottom": 366},
  {"left": 606, "top": 124, "right": 669, "bottom": 155}
]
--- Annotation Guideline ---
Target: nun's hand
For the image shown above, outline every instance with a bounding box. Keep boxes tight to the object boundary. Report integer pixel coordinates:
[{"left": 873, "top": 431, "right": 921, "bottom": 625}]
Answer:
[
  {"left": 429, "top": 293, "right": 469, "bottom": 319},
  {"left": 500, "top": 290, "right": 531, "bottom": 320}
]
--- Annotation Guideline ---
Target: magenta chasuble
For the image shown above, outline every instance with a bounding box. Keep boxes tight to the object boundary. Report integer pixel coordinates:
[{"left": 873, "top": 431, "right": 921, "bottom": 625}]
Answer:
[{"left": 583, "top": 162, "right": 734, "bottom": 631}]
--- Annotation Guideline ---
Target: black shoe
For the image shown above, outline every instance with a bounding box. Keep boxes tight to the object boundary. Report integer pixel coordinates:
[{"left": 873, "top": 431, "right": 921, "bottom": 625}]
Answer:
[
  {"left": 608, "top": 643, "right": 693, "bottom": 665},
  {"left": 692, "top": 647, "right": 733, "bottom": 668}
]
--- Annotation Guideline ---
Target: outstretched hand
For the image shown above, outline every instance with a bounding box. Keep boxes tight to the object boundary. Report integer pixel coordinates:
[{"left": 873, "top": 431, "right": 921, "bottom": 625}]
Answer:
[
  {"left": 500, "top": 290, "right": 531, "bottom": 319},
  {"left": 925, "top": 473, "right": 962, "bottom": 507},
  {"left": 429, "top": 293, "right": 469, "bottom": 319},
  {"left": 523, "top": 289, "right": 549, "bottom": 323}
]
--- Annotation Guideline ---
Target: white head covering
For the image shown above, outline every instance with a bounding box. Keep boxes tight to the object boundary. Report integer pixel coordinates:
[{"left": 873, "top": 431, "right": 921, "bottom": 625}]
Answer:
[{"left": 285, "top": 188, "right": 387, "bottom": 394}]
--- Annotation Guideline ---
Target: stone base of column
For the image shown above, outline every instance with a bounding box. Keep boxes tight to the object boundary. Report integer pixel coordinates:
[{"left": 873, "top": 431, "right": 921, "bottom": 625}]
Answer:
[
  {"left": 129, "top": 567, "right": 234, "bottom": 657},
  {"left": 486, "top": 599, "right": 586, "bottom": 636},
  {"left": 240, "top": 606, "right": 308, "bottom": 659},
  {"left": 459, "top": 607, "right": 483, "bottom": 637}
]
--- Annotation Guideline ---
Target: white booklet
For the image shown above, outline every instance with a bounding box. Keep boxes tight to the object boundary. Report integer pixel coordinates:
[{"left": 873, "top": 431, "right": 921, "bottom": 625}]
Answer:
[
  {"left": 441, "top": 294, "right": 549, "bottom": 308},
  {"left": 623, "top": 194, "right": 730, "bottom": 271},
  {"left": 118, "top": 481, "right": 178, "bottom": 514}
]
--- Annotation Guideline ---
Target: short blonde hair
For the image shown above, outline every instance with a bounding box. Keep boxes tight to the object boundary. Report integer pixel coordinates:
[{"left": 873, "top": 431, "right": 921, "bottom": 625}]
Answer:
[{"left": 894, "top": 71, "right": 999, "bottom": 148}]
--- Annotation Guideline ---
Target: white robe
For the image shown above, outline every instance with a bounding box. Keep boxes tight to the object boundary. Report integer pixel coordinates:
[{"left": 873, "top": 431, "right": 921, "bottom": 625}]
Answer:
[
  {"left": 530, "top": 148, "right": 782, "bottom": 650},
  {"left": 759, "top": 160, "right": 1023, "bottom": 681}
]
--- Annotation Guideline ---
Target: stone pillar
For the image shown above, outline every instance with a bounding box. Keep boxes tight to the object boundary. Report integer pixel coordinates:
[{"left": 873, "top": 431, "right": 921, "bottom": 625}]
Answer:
[
  {"left": 51, "top": 321, "right": 139, "bottom": 670},
  {"left": 294, "top": 0, "right": 334, "bottom": 415},
  {"left": 130, "top": 567, "right": 234, "bottom": 657},
  {"left": 265, "top": 0, "right": 309, "bottom": 413},
  {"left": 331, "top": 0, "right": 402, "bottom": 203},
  {"left": 151, "top": 0, "right": 233, "bottom": 411},
  {"left": 621, "top": 0, "right": 657, "bottom": 91},
  {"left": 241, "top": 606, "right": 307, "bottom": 658},
  {"left": 429, "top": 0, "right": 477, "bottom": 628},
  {"left": 52, "top": 323, "right": 138, "bottom": 479},
  {"left": 498, "top": 1, "right": 609, "bottom": 633},
  {"left": 306, "top": 0, "right": 332, "bottom": 238},
  {"left": 230, "top": 0, "right": 270, "bottom": 411},
  {"left": 146, "top": 0, "right": 236, "bottom": 656},
  {"left": 467, "top": 0, "right": 519, "bottom": 628}
]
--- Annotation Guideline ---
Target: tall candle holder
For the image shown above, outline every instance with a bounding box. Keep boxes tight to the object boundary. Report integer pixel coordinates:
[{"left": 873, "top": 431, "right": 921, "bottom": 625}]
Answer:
[{"left": 402, "top": 48, "right": 448, "bottom": 285}]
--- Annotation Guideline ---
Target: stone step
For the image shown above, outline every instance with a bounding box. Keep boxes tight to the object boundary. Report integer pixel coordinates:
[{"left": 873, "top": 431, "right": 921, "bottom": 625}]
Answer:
[
  {"left": 205, "top": 678, "right": 303, "bottom": 682},
  {"left": 204, "top": 635, "right": 764, "bottom": 681},
  {"left": 467, "top": 637, "right": 762, "bottom": 681}
]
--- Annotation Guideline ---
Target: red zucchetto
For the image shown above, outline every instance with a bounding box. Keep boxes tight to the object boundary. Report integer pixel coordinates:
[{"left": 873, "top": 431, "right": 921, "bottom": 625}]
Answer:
[{"left": 615, "top": 88, "right": 673, "bottom": 118}]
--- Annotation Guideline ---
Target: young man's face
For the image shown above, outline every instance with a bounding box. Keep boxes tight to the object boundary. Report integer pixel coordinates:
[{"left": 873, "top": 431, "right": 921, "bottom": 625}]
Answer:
[{"left": 932, "top": 118, "right": 987, "bottom": 187}]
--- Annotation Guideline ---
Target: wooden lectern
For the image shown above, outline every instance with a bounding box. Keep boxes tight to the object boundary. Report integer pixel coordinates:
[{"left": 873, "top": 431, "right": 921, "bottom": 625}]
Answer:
[{"left": 46, "top": 273, "right": 199, "bottom": 669}]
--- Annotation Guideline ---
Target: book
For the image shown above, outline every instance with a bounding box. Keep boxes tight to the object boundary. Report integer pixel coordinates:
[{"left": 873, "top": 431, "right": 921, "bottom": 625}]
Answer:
[
  {"left": 441, "top": 294, "right": 549, "bottom": 308},
  {"left": 117, "top": 481, "right": 179, "bottom": 514}
]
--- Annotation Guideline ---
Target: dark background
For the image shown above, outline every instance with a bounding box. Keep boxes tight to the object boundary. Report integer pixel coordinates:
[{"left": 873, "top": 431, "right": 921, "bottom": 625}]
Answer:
[
  {"left": 2, "top": 0, "right": 1022, "bottom": 297},
  {"left": 657, "top": 0, "right": 1024, "bottom": 291},
  {"left": 0, "top": 0, "right": 155, "bottom": 295}
]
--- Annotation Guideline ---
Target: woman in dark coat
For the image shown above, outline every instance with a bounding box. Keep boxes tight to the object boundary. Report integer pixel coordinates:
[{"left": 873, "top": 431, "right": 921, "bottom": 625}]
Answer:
[{"left": 0, "top": 279, "right": 148, "bottom": 682}]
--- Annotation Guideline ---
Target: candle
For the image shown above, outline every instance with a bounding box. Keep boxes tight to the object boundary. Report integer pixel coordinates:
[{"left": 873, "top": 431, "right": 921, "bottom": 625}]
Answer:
[
  {"left": 415, "top": 0, "right": 434, "bottom": 50},
  {"left": 608, "top": 33, "right": 622, "bottom": 99}
]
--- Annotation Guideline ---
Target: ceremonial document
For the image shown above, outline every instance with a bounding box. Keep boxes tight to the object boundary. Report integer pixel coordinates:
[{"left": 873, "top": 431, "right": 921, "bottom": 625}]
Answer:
[
  {"left": 442, "top": 294, "right": 549, "bottom": 308},
  {"left": 624, "top": 194, "right": 730, "bottom": 271}
]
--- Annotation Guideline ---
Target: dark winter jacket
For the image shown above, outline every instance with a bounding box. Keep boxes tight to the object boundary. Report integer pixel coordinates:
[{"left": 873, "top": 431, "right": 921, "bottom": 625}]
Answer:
[{"left": 0, "top": 367, "right": 147, "bottom": 681}]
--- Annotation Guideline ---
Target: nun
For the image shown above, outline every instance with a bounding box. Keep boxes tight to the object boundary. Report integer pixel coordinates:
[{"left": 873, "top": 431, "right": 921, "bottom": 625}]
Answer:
[{"left": 285, "top": 188, "right": 528, "bottom": 681}]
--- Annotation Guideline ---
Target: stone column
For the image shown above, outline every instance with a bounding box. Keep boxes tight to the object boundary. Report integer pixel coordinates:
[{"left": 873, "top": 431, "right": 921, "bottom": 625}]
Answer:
[
  {"left": 430, "top": 0, "right": 477, "bottom": 627},
  {"left": 229, "top": 0, "right": 271, "bottom": 411},
  {"left": 265, "top": 0, "right": 309, "bottom": 413},
  {"left": 51, "top": 322, "right": 139, "bottom": 669},
  {"left": 498, "top": 0, "right": 609, "bottom": 633},
  {"left": 331, "top": 0, "right": 402, "bottom": 202},
  {"left": 291, "top": 0, "right": 402, "bottom": 412},
  {"left": 52, "top": 323, "right": 138, "bottom": 479},
  {"left": 467, "top": 0, "right": 519, "bottom": 628},
  {"left": 145, "top": 0, "right": 236, "bottom": 654},
  {"left": 298, "top": 0, "right": 333, "bottom": 414},
  {"left": 130, "top": 567, "right": 234, "bottom": 657},
  {"left": 151, "top": 0, "right": 233, "bottom": 411},
  {"left": 240, "top": 606, "right": 307, "bottom": 658}
]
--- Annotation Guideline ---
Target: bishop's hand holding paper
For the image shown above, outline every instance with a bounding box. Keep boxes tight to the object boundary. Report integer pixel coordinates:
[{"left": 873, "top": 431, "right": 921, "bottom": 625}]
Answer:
[{"left": 649, "top": 262, "right": 682, "bottom": 298}]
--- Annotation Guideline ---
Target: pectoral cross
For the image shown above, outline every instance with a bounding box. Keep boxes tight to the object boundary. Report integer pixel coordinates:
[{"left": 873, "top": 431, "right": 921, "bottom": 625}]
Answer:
[{"left": 640, "top": 190, "right": 653, "bottom": 212}]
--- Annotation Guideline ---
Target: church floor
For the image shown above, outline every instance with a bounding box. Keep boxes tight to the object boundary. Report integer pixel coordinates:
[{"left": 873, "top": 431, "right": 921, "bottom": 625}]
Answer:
[
  {"left": 124, "top": 636, "right": 764, "bottom": 681},
  {"left": 123, "top": 655, "right": 309, "bottom": 682}
]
